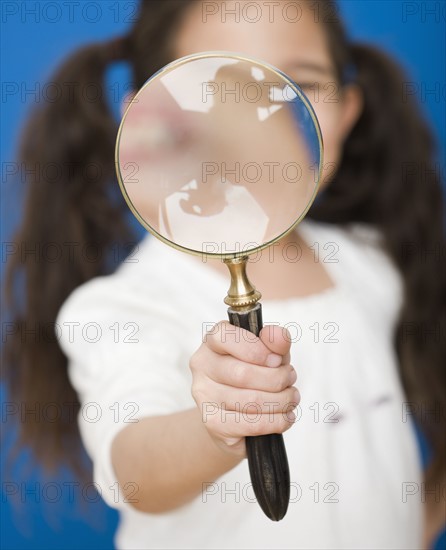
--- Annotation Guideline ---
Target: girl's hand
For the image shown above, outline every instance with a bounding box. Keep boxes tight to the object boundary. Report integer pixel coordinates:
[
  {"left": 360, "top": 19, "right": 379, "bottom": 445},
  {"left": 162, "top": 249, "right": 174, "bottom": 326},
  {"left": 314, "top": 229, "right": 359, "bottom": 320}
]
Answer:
[{"left": 189, "top": 321, "right": 299, "bottom": 458}]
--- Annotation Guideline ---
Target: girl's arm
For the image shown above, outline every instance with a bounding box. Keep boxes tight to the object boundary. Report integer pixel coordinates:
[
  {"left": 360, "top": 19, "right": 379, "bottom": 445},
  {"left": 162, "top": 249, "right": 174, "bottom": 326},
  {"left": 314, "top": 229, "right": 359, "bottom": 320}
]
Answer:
[{"left": 112, "top": 407, "right": 243, "bottom": 513}]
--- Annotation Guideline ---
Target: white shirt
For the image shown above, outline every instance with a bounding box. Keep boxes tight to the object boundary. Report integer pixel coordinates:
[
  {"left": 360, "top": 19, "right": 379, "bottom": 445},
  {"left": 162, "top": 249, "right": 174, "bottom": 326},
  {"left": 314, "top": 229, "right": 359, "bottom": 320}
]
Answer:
[{"left": 56, "top": 219, "right": 423, "bottom": 550}]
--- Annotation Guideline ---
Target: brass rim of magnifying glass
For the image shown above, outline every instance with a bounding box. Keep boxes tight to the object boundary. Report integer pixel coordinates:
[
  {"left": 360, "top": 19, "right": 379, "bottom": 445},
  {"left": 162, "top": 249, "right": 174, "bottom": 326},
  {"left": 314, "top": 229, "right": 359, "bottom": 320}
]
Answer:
[{"left": 115, "top": 50, "right": 324, "bottom": 260}]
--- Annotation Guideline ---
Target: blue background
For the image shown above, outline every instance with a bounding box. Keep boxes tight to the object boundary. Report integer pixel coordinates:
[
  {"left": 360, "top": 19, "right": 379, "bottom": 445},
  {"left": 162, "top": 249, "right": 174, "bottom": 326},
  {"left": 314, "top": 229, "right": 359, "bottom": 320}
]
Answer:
[{"left": 1, "top": 1, "right": 445, "bottom": 548}]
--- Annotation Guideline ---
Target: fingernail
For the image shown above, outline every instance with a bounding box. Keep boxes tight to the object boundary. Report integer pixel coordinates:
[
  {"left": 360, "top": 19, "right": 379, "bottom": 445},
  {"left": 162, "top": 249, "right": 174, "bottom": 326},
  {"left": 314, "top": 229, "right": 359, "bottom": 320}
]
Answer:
[{"left": 266, "top": 353, "right": 282, "bottom": 367}]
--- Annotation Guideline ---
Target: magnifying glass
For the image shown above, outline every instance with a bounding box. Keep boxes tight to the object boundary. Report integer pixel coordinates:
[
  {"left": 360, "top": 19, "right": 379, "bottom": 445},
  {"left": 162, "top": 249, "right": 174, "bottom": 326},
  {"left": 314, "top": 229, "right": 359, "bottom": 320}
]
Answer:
[{"left": 115, "top": 52, "right": 323, "bottom": 521}]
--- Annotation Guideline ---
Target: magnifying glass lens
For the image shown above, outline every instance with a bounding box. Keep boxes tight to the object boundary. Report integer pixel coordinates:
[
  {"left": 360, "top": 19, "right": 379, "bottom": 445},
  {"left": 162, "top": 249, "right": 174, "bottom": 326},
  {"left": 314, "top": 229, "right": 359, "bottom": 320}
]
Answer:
[{"left": 117, "top": 54, "right": 322, "bottom": 257}]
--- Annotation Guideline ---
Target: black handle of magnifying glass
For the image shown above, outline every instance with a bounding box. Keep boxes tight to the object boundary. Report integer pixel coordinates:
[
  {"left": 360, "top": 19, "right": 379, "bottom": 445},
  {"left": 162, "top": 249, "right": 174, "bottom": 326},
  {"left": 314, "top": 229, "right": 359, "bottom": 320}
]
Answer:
[{"left": 227, "top": 303, "right": 291, "bottom": 521}]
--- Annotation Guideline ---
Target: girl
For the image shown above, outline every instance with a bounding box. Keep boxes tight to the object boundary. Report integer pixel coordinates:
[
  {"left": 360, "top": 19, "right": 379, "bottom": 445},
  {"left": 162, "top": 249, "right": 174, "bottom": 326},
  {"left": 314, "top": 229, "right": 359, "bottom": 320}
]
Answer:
[{"left": 5, "top": 1, "right": 445, "bottom": 548}]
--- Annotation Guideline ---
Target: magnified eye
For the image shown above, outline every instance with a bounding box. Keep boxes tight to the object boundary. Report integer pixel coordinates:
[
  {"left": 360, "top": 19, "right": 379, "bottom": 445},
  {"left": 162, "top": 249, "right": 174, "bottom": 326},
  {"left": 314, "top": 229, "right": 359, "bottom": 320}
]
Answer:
[
  {"left": 294, "top": 80, "right": 342, "bottom": 106},
  {"left": 296, "top": 82, "right": 315, "bottom": 91}
]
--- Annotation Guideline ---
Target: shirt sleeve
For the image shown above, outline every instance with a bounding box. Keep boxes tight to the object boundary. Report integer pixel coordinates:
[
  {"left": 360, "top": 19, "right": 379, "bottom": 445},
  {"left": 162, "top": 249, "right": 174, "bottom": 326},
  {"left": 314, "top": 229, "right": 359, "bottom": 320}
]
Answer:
[{"left": 56, "top": 274, "right": 196, "bottom": 510}]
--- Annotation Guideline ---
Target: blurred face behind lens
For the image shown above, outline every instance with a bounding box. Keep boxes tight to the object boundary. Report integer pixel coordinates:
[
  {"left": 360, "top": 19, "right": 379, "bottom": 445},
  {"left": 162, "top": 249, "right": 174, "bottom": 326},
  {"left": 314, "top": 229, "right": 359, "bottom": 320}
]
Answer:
[
  {"left": 119, "top": 55, "right": 316, "bottom": 253},
  {"left": 119, "top": 0, "right": 362, "bottom": 254}
]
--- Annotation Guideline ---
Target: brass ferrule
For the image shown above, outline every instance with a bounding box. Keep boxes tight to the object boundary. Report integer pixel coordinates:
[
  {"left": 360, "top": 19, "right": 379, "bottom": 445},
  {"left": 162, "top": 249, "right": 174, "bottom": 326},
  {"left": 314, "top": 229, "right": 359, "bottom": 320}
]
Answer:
[{"left": 223, "top": 256, "right": 261, "bottom": 310}]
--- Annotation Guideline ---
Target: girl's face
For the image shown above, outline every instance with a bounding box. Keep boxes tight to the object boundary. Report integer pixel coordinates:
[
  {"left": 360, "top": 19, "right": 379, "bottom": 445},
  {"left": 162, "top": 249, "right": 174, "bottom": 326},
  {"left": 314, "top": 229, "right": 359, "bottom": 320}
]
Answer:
[{"left": 173, "top": 0, "right": 363, "bottom": 189}]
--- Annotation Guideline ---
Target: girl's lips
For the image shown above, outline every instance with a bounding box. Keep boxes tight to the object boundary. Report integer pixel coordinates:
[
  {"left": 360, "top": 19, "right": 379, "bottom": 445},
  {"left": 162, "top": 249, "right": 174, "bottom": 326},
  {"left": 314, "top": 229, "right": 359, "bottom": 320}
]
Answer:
[
  {"left": 119, "top": 142, "right": 183, "bottom": 165},
  {"left": 124, "top": 86, "right": 190, "bottom": 126},
  {"left": 119, "top": 117, "right": 195, "bottom": 163}
]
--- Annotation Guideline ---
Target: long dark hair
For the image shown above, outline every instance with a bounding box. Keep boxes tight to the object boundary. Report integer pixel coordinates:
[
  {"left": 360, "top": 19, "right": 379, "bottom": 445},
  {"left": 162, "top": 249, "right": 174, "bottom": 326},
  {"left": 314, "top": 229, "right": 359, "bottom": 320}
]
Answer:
[{"left": 4, "top": 0, "right": 445, "bottom": 487}]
